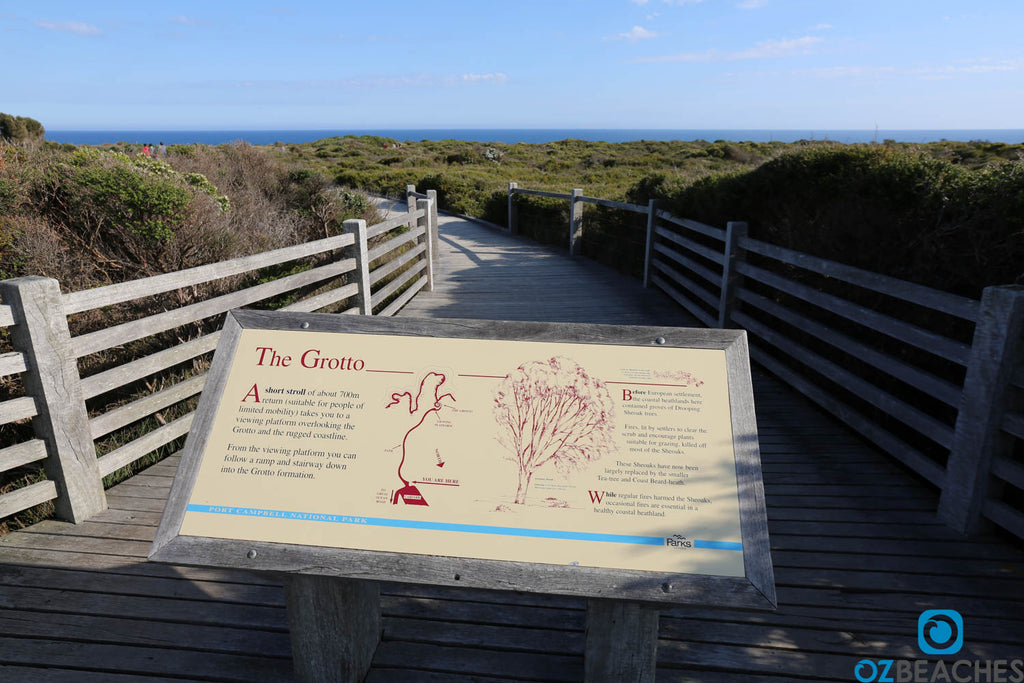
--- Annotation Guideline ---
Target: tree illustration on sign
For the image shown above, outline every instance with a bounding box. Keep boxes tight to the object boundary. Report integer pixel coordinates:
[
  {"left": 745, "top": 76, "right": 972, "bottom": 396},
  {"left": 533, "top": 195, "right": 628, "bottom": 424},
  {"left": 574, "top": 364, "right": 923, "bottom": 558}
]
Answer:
[
  {"left": 493, "top": 356, "right": 615, "bottom": 505},
  {"left": 385, "top": 372, "right": 456, "bottom": 506}
]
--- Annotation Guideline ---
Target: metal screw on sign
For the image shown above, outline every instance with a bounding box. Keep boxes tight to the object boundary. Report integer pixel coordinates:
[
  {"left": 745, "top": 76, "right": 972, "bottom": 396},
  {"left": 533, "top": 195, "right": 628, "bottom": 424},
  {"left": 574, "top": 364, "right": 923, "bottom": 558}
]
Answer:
[
  {"left": 661, "top": 582, "right": 674, "bottom": 593},
  {"left": 655, "top": 337, "right": 666, "bottom": 345},
  {"left": 247, "top": 549, "right": 258, "bottom": 560},
  {"left": 300, "top": 322, "right": 310, "bottom": 329}
]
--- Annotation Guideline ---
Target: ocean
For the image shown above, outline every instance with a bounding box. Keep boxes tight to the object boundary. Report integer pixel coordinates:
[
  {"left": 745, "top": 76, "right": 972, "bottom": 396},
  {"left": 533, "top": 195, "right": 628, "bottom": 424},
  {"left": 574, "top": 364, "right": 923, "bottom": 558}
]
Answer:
[{"left": 44, "top": 128, "right": 1024, "bottom": 147}]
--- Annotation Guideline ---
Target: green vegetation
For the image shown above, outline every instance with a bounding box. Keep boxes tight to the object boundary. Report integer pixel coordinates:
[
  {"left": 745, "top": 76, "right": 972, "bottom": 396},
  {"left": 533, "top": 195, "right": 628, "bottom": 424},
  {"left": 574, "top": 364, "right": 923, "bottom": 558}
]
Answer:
[
  {"left": 0, "top": 112, "right": 45, "bottom": 145},
  {"left": 2, "top": 127, "right": 1023, "bottom": 534},
  {"left": 637, "top": 145, "right": 1024, "bottom": 297},
  {"left": 281, "top": 135, "right": 791, "bottom": 220},
  {"left": 281, "top": 135, "right": 1023, "bottom": 299},
  {"left": 0, "top": 136, "right": 381, "bottom": 535},
  {"left": 0, "top": 140, "right": 377, "bottom": 287}
]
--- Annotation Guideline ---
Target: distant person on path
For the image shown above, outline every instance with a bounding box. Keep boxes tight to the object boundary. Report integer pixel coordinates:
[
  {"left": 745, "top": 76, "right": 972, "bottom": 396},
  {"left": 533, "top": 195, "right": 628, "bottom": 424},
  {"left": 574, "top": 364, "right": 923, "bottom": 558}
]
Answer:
[
  {"left": 141, "top": 144, "right": 151, "bottom": 157},
  {"left": 157, "top": 142, "right": 166, "bottom": 157}
]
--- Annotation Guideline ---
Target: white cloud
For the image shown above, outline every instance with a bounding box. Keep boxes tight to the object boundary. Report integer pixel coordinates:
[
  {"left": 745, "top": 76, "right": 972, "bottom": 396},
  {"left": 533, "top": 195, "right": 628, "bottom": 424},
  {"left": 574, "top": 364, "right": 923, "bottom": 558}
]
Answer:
[
  {"left": 633, "top": 35, "right": 823, "bottom": 63},
  {"left": 609, "top": 25, "right": 663, "bottom": 42},
  {"left": 810, "top": 23, "right": 833, "bottom": 30},
  {"left": 456, "top": 73, "right": 509, "bottom": 84},
  {"left": 787, "top": 59, "right": 1021, "bottom": 80},
  {"left": 168, "top": 15, "right": 203, "bottom": 26},
  {"left": 794, "top": 65, "right": 896, "bottom": 79},
  {"left": 34, "top": 19, "right": 100, "bottom": 36},
  {"left": 735, "top": 36, "right": 822, "bottom": 59},
  {"left": 737, "top": 0, "right": 768, "bottom": 8},
  {"left": 215, "top": 73, "right": 510, "bottom": 90},
  {"left": 631, "top": 0, "right": 702, "bottom": 5},
  {"left": 905, "top": 61, "right": 1022, "bottom": 80}
]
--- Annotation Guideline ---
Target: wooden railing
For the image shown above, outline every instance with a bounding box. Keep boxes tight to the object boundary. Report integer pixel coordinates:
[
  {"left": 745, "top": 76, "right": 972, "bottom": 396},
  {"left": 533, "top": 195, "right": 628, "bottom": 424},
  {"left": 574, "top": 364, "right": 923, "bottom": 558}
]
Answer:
[
  {"left": 509, "top": 184, "right": 1024, "bottom": 541},
  {"left": 0, "top": 199, "right": 436, "bottom": 525}
]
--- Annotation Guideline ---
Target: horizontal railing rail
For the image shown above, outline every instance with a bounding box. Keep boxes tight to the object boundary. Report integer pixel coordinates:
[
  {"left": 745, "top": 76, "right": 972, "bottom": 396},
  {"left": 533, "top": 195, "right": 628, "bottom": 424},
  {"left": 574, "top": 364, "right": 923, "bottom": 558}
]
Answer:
[
  {"left": 0, "top": 196, "right": 436, "bottom": 528},
  {"left": 510, "top": 182, "right": 1024, "bottom": 542}
]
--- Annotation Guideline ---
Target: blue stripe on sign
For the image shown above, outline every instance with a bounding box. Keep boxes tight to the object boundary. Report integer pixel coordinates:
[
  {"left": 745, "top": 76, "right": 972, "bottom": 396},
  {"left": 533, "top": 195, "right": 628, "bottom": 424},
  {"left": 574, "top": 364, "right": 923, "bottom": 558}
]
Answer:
[
  {"left": 185, "top": 504, "right": 743, "bottom": 550},
  {"left": 186, "top": 503, "right": 662, "bottom": 545},
  {"left": 694, "top": 539, "right": 743, "bottom": 551}
]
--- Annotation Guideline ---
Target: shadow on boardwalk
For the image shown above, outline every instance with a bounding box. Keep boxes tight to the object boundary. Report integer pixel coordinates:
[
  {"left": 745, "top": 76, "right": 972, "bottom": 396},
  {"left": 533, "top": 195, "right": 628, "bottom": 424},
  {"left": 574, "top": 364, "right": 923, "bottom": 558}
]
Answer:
[{"left": 398, "top": 214, "right": 695, "bottom": 326}]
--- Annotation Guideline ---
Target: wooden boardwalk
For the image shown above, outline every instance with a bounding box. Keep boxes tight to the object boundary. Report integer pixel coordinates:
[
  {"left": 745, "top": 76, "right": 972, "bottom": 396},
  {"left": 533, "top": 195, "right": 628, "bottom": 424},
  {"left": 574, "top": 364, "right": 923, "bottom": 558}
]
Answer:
[
  {"left": 1, "top": 215, "right": 1023, "bottom": 681},
  {"left": 399, "top": 214, "right": 694, "bottom": 326}
]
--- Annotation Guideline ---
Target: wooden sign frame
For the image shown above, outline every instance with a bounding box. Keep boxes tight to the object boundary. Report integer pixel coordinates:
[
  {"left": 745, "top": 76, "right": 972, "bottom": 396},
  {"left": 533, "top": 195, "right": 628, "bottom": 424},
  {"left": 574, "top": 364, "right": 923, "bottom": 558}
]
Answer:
[{"left": 150, "top": 309, "right": 774, "bottom": 611}]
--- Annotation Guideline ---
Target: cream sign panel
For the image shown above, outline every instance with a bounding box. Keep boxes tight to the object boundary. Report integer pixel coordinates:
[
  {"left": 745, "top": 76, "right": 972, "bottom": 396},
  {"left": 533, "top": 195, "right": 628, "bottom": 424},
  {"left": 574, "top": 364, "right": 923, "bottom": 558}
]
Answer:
[{"left": 180, "top": 329, "right": 745, "bottom": 577}]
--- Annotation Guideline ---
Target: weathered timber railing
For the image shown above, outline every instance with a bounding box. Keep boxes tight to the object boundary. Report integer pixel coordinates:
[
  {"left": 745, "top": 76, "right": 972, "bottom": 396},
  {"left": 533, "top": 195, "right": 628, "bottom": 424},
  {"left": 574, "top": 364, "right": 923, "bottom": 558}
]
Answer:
[
  {"left": 0, "top": 198, "right": 436, "bottom": 525},
  {"left": 509, "top": 183, "right": 1024, "bottom": 541},
  {"left": 406, "top": 185, "right": 440, "bottom": 260}
]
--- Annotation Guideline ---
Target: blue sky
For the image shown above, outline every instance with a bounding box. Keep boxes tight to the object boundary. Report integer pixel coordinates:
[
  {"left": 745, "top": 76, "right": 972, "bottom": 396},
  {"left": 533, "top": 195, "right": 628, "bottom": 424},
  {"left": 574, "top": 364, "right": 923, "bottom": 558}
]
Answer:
[{"left": 4, "top": 1, "right": 1022, "bottom": 130}]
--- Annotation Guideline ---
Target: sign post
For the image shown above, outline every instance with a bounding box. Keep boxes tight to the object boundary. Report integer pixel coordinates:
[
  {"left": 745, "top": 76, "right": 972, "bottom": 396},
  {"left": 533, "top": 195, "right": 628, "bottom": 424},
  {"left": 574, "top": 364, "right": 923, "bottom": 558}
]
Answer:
[{"left": 150, "top": 311, "right": 774, "bottom": 681}]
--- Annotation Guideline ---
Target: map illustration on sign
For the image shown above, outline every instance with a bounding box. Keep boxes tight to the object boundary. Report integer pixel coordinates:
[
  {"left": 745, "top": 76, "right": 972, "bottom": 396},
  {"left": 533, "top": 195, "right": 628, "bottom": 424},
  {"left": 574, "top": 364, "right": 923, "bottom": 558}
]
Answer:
[
  {"left": 494, "top": 357, "right": 616, "bottom": 506},
  {"left": 384, "top": 372, "right": 456, "bottom": 506}
]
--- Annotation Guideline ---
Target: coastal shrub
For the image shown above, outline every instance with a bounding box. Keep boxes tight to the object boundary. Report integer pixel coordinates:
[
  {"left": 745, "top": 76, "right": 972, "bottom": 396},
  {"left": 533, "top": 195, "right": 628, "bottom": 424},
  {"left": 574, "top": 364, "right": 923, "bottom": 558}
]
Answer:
[
  {"left": 168, "top": 144, "right": 197, "bottom": 157},
  {"left": 480, "top": 189, "right": 510, "bottom": 227},
  {"left": 27, "top": 148, "right": 229, "bottom": 277},
  {"left": 287, "top": 168, "right": 377, "bottom": 237},
  {"left": 512, "top": 195, "right": 566, "bottom": 247},
  {"left": 632, "top": 145, "right": 1024, "bottom": 297},
  {"left": 416, "top": 172, "right": 491, "bottom": 216},
  {"left": 0, "top": 178, "right": 17, "bottom": 215},
  {"left": 0, "top": 112, "right": 45, "bottom": 144}
]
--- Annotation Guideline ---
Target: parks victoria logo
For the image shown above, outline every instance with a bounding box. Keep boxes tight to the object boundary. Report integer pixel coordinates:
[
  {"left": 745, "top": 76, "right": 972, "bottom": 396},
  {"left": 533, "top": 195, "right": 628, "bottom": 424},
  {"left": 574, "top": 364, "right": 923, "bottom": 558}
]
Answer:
[
  {"left": 853, "top": 609, "right": 1023, "bottom": 682},
  {"left": 664, "top": 533, "right": 693, "bottom": 549}
]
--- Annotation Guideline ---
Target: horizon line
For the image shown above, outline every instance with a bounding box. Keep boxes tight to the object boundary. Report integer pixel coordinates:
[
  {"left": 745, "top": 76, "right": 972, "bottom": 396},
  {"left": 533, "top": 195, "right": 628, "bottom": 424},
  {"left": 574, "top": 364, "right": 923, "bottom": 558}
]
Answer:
[{"left": 47, "top": 126, "right": 1024, "bottom": 132}]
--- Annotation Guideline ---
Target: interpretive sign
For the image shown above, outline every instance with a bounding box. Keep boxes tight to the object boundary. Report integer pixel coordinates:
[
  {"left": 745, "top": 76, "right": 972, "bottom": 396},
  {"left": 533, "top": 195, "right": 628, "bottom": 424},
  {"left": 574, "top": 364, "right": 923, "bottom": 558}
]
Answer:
[{"left": 150, "top": 310, "right": 774, "bottom": 609}]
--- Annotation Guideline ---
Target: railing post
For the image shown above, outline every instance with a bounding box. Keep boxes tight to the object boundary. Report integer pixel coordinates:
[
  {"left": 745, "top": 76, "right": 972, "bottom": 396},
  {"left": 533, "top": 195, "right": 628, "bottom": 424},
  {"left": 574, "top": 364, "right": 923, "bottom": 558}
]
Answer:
[
  {"left": 344, "top": 219, "right": 372, "bottom": 315},
  {"left": 938, "top": 285, "right": 1024, "bottom": 534},
  {"left": 426, "top": 189, "right": 439, "bottom": 259},
  {"left": 569, "top": 188, "right": 583, "bottom": 257},
  {"left": 508, "top": 182, "right": 519, "bottom": 234},
  {"left": 642, "top": 199, "right": 658, "bottom": 288},
  {"left": 405, "top": 184, "right": 416, "bottom": 216},
  {"left": 718, "top": 221, "right": 749, "bottom": 328},
  {"left": 0, "top": 277, "right": 106, "bottom": 523},
  {"left": 417, "top": 198, "right": 435, "bottom": 292}
]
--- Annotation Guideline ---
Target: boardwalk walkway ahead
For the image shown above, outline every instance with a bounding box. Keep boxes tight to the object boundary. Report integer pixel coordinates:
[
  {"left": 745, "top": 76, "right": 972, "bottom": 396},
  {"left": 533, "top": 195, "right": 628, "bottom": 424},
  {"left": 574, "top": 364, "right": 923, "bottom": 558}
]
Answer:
[{"left": 0, "top": 214, "right": 1022, "bottom": 681}]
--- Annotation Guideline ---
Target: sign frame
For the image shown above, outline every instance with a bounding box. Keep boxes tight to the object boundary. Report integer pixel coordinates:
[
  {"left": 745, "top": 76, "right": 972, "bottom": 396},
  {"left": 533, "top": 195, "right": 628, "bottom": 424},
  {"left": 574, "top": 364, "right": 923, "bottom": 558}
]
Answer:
[{"left": 150, "top": 309, "right": 775, "bottom": 610}]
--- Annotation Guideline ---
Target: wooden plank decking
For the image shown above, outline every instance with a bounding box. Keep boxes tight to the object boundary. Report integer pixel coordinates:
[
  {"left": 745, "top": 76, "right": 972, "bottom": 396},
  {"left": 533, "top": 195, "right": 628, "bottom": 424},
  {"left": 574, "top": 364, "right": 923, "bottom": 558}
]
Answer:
[{"left": 1, "top": 214, "right": 1023, "bottom": 681}]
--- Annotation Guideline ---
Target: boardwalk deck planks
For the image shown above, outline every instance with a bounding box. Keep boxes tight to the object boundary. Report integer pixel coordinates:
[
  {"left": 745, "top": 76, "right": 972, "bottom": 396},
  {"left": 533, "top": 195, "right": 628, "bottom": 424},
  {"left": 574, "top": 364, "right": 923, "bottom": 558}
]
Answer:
[{"left": 1, "top": 213, "right": 1022, "bottom": 681}]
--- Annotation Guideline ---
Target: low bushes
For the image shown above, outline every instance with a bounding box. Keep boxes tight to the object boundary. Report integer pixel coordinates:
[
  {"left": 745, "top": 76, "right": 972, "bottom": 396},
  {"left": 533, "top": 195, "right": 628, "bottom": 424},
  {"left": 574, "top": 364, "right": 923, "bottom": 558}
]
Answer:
[{"left": 631, "top": 145, "right": 1024, "bottom": 298}]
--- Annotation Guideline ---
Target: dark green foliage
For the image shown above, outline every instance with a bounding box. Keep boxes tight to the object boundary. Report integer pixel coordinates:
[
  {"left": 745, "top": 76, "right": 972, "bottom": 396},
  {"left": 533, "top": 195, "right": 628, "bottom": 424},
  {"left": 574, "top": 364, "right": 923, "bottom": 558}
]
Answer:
[
  {"left": 416, "top": 173, "right": 493, "bottom": 216},
  {"left": 0, "top": 178, "right": 17, "bottom": 215},
  {"left": 510, "top": 195, "right": 567, "bottom": 247},
  {"left": 632, "top": 145, "right": 1023, "bottom": 297},
  {"left": 0, "top": 112, "right": 45, "bottom": 144},
  {"left": 335, "top": 188, "right": 374, "bottom": 220},
  {"left": 63, "top": 160, "right": 189, "bottom": 242},
  {"left": 38, "top": 150, "right": 218, "bottom": 242},
  {"left": 285, "top": 168, "right": 375, "bottom": 236},
  {"left": 480, "top": 189, "right": 510, "bottom": 227},
  {"left": 14, "top": 148, "right": 231, "bottom": 276},
  {"left": 168, "top": 144, "right": 197, "bottom": 157}
]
